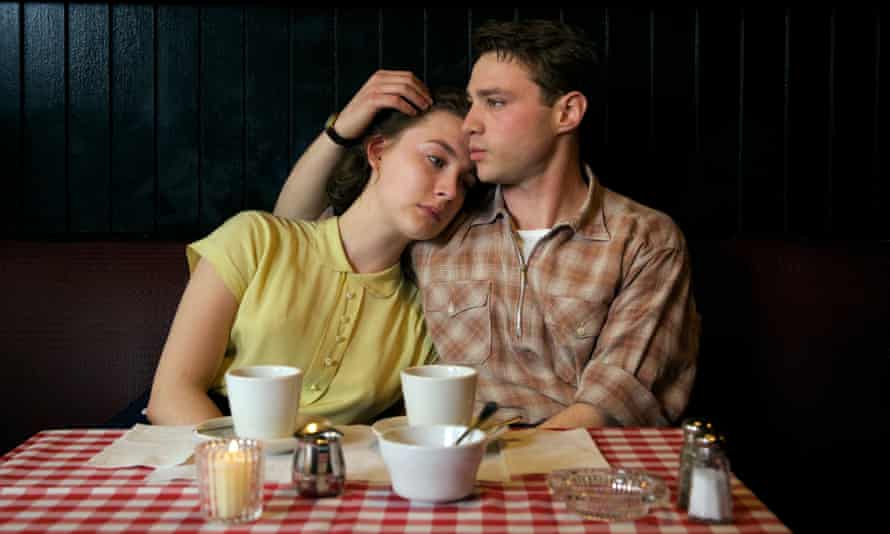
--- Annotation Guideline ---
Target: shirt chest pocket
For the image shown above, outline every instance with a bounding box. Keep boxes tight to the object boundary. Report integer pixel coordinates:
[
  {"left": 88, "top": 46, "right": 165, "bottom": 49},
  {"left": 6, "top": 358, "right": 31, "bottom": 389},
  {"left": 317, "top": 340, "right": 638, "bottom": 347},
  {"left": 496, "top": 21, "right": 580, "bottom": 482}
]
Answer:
[
  {"left": 543, "top": 294, "right": 609, "bottom": 384},
  {"left": 422, "top": 280, "right": 492, "bottom": 365}
]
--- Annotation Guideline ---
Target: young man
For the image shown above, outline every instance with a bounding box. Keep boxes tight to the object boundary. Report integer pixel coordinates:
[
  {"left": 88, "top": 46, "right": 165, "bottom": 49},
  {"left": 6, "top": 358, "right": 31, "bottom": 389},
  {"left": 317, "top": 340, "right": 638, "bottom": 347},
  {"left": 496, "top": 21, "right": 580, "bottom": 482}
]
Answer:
[{"left": 274, "top": 20, "right": 700, "bottom": 429}]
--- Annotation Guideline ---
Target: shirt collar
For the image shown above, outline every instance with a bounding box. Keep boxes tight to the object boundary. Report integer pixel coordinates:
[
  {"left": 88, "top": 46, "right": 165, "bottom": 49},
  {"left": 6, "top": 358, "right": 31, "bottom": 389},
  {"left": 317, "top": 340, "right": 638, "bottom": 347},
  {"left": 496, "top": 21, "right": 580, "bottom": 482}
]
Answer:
[
  {"left": 317, "top": 217, "right": 403, "bottom": 299},
  {"left": 467, "top": 164, "right": 610, "bottom": 241}
]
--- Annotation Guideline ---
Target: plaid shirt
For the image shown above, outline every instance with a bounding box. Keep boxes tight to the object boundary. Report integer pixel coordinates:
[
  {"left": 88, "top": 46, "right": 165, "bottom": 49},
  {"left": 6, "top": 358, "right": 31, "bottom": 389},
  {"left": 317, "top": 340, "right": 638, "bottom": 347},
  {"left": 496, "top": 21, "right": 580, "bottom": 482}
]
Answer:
[{"left": 411, "top": 170, "right": 700, "bottom": 426}]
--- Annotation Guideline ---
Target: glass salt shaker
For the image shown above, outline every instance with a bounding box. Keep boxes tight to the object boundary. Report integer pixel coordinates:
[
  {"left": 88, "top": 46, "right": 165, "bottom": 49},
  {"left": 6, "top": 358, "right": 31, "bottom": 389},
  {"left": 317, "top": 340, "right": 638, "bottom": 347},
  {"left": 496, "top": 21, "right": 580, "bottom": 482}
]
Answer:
[
  {"left": 292, "top": 424, "right": 346, "bottom": 498},
  {"left": 687, "top": 433, "right": 733, "bottom": 524},
  {"left": 677, "top": 417, "right": 713, "bottom": 509}
]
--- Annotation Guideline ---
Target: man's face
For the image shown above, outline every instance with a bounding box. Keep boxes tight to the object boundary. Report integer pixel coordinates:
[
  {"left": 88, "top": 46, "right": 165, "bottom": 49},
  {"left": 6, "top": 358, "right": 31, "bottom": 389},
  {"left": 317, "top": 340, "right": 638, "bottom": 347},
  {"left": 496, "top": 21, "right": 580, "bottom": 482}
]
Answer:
[{"left": 463, "top": 53, "right": 558, "bottom": 186}]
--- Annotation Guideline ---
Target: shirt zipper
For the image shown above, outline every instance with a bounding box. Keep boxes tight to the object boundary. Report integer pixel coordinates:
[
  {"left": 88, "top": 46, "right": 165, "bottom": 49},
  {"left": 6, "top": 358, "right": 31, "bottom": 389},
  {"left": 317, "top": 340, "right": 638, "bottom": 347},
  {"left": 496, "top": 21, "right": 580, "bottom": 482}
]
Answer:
[{"left": 509, "top": 229, "right": 527, "bottom": 339}]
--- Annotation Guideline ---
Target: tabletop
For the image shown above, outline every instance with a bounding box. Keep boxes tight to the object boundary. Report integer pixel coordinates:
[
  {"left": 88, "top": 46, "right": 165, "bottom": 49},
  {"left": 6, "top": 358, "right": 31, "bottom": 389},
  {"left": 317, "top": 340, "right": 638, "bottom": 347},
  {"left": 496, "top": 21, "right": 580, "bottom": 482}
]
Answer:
[{"left": 0, "top": 427, "right": 790, "bottom": 533}]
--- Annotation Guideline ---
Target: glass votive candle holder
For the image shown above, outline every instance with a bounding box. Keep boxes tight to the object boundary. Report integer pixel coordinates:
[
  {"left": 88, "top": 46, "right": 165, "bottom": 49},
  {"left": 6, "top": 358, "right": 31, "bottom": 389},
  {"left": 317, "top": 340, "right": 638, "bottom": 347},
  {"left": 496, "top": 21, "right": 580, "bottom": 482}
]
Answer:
[{"left": 195, "top": 438, "right": 264, "bottom": 523}]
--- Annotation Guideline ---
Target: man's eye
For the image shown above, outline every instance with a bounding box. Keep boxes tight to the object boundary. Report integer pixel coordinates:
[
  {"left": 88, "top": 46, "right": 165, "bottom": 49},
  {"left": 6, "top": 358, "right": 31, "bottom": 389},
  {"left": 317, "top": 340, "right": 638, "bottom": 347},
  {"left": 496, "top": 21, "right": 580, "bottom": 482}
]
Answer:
[
  {"left": 488, "top": 98, "right": 504, "bottom": 108},
  {"left": 427, "top": 155, "right": 446, "bottom": 168}
]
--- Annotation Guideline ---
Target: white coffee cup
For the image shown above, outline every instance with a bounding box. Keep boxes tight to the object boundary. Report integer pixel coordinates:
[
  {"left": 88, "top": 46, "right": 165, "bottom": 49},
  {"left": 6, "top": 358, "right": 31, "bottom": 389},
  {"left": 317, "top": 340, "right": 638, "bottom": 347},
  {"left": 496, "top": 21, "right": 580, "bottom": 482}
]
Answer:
[
  {"left": 400, "top": 365, "right": 477, "bottom": 426},
  {"left": 225, "top": 365, "right": 302, "bottom": 440}
]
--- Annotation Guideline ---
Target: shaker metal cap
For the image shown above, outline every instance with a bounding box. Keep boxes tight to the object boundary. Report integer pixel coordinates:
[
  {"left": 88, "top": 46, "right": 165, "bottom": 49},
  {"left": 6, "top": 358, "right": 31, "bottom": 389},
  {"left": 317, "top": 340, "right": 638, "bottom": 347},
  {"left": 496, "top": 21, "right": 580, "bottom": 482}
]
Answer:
[
  {"left": 681, "top": 417, "right": 713, "bottom": 439},
  {"left": 693, "top": 432, "right": 727, "bottom": 448}
]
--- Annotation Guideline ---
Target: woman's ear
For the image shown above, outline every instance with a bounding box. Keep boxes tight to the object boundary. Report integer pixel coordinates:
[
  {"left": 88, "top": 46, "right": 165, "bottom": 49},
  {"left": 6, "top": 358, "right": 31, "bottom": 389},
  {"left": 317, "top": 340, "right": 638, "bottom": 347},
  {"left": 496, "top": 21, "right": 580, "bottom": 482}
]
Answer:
[
  {"left": 554, "top": 91, "right": 587, "bottom": 134},
  {"left": 366, "top": 134, "right": 387, "bottom": 171}
]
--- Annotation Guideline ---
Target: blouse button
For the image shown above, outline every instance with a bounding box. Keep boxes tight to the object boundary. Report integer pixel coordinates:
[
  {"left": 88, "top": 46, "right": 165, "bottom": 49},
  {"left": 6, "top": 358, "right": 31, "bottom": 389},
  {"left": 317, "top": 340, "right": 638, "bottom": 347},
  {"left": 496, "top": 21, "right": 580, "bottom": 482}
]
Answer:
[
  {"left": 346, "top": 291, "right": 356, "bottom": 300},
  {"left": 576, "top": 326, "right": 586, "bottom": 337},
  {"left": 324, "top": 357, "right": 336, "bottom": 367},
  {"left": 309, "top": 384, "right": 320, "bottom": 392}
]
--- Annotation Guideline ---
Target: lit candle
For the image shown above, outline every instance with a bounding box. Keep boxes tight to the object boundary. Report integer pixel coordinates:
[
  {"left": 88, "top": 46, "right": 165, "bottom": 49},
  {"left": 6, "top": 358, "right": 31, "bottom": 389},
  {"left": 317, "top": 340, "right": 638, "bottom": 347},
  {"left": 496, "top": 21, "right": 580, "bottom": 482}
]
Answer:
[
  {"left": 196, "top": 439, "right": 263, "bottom": 523},
  {"left": 211, "top": 440, "right": 251, "bottom": 519}
]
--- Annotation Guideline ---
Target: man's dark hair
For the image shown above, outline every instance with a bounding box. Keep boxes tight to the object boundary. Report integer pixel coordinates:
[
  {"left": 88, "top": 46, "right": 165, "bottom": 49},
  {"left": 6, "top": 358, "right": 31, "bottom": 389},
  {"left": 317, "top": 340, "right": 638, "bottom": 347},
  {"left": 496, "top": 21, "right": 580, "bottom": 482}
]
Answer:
[{"left": 472, "top": 19, "right": 601, "bottom": 106}]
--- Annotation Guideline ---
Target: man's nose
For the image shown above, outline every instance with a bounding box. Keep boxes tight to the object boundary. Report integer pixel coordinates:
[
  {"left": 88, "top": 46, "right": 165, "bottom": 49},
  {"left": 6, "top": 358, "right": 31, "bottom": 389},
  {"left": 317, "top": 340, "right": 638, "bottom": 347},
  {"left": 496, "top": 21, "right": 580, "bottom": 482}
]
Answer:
[{"left": 462, "top": 104, "right": 482, "bottom": 135}]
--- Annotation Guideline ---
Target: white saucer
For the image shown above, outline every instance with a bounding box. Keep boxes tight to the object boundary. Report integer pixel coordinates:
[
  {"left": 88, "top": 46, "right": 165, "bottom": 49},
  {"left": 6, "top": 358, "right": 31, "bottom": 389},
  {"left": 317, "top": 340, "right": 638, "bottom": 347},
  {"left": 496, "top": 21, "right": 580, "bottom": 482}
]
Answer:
[
  {"left": 193, "top": 414, "right": 332, "bottom": 455},
  {"left": 371, "top": 415, "right": 409, "bottom": 439}
]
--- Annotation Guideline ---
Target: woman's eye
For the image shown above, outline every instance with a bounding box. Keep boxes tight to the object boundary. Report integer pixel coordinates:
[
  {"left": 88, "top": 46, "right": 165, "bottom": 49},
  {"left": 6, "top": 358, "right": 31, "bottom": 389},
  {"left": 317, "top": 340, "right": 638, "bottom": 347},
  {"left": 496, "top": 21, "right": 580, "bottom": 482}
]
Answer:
[
  {"left": 488, "top": 98, "right": 504, "bottom": 108},
  {"left": 427, "top": 155, "right": 446, "bottom": 168}
]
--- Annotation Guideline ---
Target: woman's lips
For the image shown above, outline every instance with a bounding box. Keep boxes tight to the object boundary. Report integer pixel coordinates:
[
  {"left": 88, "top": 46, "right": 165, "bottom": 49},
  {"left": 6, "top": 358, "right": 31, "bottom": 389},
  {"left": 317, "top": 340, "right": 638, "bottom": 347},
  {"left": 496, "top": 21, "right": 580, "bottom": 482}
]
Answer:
[{"left": 418, "top": 204, "right": 442, "bottom": 222}]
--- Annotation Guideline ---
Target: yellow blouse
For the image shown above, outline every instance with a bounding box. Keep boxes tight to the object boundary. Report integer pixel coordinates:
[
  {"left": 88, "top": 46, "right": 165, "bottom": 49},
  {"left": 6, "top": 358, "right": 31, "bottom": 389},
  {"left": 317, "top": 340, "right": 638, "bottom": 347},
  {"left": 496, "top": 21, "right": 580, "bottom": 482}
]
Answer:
[{"left": 187, "top": 211, "right": 432, "bottom": 424}]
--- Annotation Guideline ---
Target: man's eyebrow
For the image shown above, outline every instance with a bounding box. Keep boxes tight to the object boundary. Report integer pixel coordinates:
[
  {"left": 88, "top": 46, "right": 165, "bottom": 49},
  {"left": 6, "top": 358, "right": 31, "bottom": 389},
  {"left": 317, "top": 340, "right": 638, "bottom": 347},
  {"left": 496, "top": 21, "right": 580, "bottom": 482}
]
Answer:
[{"left": 472, "top": 88, "right": 510, "bottom": 98}]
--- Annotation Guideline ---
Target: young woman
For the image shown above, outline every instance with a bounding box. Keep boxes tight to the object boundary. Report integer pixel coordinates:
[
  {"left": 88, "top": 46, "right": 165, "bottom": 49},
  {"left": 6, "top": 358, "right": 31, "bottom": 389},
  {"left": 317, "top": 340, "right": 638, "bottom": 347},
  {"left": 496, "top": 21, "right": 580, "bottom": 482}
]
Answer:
[{"left": 144, "top": 86, "right": 475, "bottom": 426}]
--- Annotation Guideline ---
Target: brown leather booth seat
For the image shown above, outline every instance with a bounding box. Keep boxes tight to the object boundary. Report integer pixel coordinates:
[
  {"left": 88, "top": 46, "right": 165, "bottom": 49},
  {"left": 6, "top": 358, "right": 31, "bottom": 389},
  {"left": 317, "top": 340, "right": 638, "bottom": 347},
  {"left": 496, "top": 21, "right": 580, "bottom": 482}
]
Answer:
[{"left": 1, "top": 241, "right": 188, "bottom": 455}]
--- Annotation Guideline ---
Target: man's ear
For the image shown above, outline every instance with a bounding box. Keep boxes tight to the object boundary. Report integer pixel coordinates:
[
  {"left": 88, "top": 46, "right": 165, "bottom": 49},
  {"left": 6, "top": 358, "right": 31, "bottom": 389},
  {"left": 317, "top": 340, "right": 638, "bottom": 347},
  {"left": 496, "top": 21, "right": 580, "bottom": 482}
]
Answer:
[
  {"left": 366, "top": 134, "right": 387, "bottom": 170},
  {"left": 554, "top": 91, "right": 587, "bottom": 134}
]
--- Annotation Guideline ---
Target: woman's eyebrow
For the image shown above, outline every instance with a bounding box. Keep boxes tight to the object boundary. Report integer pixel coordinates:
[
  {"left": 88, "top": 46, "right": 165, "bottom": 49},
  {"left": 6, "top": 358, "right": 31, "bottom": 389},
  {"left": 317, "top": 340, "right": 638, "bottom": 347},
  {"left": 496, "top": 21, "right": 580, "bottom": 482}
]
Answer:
[{"left": 426, "top": 139, "right": 458, "bottom": 157}]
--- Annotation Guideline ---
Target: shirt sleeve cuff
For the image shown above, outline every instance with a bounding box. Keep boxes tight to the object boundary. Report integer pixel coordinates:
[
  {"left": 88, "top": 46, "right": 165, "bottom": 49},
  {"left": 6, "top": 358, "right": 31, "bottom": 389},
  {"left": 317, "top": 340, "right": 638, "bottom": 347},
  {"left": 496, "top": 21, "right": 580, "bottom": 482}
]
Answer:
[{"left": 574, "top": 363, "right": 670, "bottom": 427}]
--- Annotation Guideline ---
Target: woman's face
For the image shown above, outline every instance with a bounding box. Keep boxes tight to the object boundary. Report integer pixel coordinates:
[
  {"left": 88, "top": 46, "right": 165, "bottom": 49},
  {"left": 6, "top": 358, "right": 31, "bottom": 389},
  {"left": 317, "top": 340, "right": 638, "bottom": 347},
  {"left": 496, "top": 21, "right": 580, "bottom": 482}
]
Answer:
[{"left": 369, "top": 111, "right": 476, "bottom": 241}]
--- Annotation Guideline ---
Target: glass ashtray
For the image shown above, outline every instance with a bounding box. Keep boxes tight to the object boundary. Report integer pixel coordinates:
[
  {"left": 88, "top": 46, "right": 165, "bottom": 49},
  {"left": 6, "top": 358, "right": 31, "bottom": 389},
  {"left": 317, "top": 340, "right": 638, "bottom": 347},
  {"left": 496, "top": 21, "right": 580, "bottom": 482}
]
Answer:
[{"left": 547, "top": 468, "right": 670, "bottom": 522}]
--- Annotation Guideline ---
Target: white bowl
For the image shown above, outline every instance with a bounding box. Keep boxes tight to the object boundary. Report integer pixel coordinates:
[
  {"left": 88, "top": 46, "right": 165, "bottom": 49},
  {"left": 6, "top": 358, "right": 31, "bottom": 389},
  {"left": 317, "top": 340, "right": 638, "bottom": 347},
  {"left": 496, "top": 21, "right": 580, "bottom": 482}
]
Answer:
[
  {"left": 371, "top": 415, "right": 409, "bottom": 439},
  {"left": 378, "top": 425, "right": 486, "bottom": 502}
]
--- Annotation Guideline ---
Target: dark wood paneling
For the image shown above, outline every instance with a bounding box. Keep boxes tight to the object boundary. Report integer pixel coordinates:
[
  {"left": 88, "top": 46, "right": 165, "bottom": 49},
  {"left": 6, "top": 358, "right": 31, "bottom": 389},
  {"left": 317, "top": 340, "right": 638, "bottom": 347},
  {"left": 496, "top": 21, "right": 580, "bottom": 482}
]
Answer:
[
  {"left": 601, "top": 9, "right": 652, "bottom": 205},
  {"left": 516, "top": 9, "right": 560, "bottom": 22},
  {"left": 0, "top": 3, "right": 21, "bottom": 235},
  {"left": 696, "top": 8, "right": 742, "bottom": 238},
  {"left": 157, "top": 6, "right": 199, "bottom": 236},
  {"left": 245, "top": 7, "right": 289, "bottom": 212},
  {"left": 200, "top": 6, "right": 244, "bottom": 234},
  {"left": 426, "top": 9, "right": 468, "bottom": 90},
  {"left": 69, "top": 4, "right": 110, "bottom": 234},
  {"left": 652, "top": 9, "right": 697, "bottom": 227},
  {"left": 833, "top": 9, "right": 881, "bottom": 237},
  {"left": 878, "top": 11, "right": 887, "bottom": 238},
  {"left": 337, "top": 8, "right": 379, "bottom": 110},
  {"left": 23, "top": 3, "right": 66, "bottom": 234},
  {"left": 740, "top": 9, "right": 787, "bottom": 235},
  {"left": 3, "top": 6, "right": 887, "bottom": 241},
  {"left": 290, "top": 9, "right": 333, "bottom": 163},
  {"left": 787, "top": 9, "right": 833, "bottom": 238},
  {"left": 110, "top": 4, "right": 154, "bottom": 234},
  {"left": 470, "top": 8, "right": 515, "bottom": 32},
  {"left": 381, "top": 9, "right": 423, "bottom": 75}
]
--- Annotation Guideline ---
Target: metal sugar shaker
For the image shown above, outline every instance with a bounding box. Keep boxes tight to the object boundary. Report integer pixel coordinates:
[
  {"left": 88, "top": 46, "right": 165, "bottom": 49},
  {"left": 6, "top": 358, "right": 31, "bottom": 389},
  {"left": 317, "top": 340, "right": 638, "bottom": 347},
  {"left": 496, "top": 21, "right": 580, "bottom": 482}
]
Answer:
[
  {"left": 292, "top": 425, "right": 346, "bottom": 498},
  {"left": 677, "top": 417, "right": 713, "bottom": 509}
]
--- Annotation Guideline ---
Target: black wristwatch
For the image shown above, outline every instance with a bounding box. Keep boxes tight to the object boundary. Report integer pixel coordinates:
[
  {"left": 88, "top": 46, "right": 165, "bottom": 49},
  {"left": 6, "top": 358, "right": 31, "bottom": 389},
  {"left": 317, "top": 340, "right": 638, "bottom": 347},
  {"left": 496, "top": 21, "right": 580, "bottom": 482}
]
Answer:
[{"left": 324, "top": 112, "right": 361, "bottom": 148}]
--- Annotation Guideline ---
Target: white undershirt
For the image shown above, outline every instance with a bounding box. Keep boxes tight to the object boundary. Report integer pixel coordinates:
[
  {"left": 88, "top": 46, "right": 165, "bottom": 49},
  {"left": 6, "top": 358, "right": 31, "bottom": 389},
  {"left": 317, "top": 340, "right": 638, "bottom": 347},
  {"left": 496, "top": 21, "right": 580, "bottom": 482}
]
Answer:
[{"left": 515, "top": 229, "right": 550, "bottom": 262}]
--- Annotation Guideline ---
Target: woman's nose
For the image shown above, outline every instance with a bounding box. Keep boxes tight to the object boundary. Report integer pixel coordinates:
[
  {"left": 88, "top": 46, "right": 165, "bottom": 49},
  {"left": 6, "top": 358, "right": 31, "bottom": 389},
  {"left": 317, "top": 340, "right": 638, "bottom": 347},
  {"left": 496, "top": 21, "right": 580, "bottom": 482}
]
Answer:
[{"left": 435, "top": 173, "right": 459, "bottom": 200}]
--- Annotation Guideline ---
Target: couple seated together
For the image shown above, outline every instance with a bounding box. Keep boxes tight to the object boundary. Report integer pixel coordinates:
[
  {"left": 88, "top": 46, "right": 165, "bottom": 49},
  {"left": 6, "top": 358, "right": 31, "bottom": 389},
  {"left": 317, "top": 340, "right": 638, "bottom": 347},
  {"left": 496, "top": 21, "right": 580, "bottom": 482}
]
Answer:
[{"left": 129, "top": 19, "right": 699, "bottom": 432}]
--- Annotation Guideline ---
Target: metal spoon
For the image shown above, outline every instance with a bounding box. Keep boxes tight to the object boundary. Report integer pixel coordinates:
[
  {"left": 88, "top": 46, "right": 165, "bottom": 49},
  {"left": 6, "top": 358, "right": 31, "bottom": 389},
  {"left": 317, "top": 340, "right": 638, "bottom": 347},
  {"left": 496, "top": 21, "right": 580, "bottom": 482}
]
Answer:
[{"left": 454, "top": 401, "right": 498, "bottom": 446}]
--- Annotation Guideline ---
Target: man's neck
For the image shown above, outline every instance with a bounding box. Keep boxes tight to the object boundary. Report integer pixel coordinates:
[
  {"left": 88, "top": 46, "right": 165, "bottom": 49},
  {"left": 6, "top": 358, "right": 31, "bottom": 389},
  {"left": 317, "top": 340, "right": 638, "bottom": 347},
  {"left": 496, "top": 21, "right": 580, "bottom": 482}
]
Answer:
[{"left": 501, "top": 156, "right": 588, "bottom": 231}]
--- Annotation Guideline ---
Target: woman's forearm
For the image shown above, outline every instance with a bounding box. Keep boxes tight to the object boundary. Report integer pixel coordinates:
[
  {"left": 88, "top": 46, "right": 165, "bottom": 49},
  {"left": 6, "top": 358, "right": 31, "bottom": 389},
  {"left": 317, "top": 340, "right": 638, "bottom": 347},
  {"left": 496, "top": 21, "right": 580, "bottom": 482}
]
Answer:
[{"left": 145, "top": 384, "right": 223, "bottom": 426}]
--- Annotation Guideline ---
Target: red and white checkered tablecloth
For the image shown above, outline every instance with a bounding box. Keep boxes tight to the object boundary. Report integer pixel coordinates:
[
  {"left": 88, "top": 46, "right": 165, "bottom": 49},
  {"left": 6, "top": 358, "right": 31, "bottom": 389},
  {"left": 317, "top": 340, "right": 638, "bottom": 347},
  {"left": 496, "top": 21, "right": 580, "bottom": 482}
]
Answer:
[{"left": 0, "top": 428, "right": 790, "bottom": 533}]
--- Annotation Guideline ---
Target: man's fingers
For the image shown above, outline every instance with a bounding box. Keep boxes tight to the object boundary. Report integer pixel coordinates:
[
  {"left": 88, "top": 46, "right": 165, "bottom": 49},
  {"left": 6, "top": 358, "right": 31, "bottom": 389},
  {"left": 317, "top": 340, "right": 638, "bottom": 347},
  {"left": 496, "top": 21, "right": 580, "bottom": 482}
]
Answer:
[
  {"left": 368, "top": 70, "right": 432, "bottom": 106},
  {"left": 374, "top": 82, "right": 431, "bottom": 112},
  {"left": 371, "top": 93, "right": 420, "bottom": 116}
]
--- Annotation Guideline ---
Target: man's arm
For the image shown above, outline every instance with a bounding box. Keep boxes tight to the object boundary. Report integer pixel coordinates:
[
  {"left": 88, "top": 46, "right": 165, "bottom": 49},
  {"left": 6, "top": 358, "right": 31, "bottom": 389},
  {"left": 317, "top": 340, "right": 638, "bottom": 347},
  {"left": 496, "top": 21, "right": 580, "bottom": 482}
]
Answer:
[
  {"left": 273, "top": 70, "right": 432, "bottom": 220},
  {"left": 539, "top": 403, "right": 607, "bottom": 429},
  {"left": 555, "top": 239, "right": 700, "bottom": 429}
]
